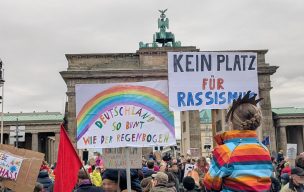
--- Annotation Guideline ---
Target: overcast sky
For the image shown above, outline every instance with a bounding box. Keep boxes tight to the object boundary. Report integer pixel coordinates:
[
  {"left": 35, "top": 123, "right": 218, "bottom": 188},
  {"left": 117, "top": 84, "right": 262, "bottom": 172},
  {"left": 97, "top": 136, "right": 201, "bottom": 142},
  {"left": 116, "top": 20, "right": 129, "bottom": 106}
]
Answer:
[{"left": 0, "top": 0, "right": 303, "bottom": 116}]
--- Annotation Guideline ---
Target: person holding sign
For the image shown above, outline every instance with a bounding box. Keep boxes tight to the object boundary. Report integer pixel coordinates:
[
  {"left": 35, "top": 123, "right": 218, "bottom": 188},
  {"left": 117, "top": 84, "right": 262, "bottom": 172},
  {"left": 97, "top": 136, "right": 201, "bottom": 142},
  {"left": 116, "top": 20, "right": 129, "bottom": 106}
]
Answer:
[{"left": 203, "top": 91, "right": 273, "bottom": 192}]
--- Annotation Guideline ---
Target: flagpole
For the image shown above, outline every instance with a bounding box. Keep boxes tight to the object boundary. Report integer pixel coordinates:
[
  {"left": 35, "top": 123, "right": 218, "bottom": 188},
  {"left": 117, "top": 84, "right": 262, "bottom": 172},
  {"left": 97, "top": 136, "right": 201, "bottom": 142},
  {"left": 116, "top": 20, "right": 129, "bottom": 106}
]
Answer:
[
  {"left": 125, "top": 147, "right": 131, "bottom": 192},
  {"left": 60, "top": 124, "right": 91, "bottom": 183}
]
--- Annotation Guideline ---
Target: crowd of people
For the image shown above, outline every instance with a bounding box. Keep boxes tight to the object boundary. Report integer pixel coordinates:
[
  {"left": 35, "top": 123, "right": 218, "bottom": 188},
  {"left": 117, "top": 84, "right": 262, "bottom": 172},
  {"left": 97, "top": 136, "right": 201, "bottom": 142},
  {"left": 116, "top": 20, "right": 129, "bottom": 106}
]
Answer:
[
  {"left": 30, "top": 91, "right": 290, "bottom": 191},
  {"left": 1, "top": 92, "right": 302, "bottom": 192},
  {"left": 28, "top": 150, "right": 304, "bottom": 192}
]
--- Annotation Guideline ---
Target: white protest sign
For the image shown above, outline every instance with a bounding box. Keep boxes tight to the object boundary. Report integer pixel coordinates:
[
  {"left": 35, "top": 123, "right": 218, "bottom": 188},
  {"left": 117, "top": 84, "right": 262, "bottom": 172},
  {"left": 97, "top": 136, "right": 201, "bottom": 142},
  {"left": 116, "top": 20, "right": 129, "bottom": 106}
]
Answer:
[
  {"left": 184, "top": 164, "right": 195, "bottom": 178},
  {"left": 168, "top": 52, "right": 259, "bottom": 110},
  {"left": 287, "top": 144, "right": 297, "bottom": 160},
  {"left": 0, "top": 151, "right": 23, "bottom": 181},
  {"left": 190, "top": 148, "right": 200, "bottom": 158},
  {"left": 76, "top": 80, "right": 176, "bottom": 149},
  {"left": 102, "top": 148, "right": 142, "bottom": 169}
]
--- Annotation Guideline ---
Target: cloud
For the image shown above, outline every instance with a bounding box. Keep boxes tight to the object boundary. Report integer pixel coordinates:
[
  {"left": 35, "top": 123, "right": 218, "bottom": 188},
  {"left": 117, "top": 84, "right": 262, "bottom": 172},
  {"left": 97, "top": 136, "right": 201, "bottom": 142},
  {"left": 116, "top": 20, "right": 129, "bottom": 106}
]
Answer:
[{"left": 0, "top": 0, "right": 303, "bottom": 115}]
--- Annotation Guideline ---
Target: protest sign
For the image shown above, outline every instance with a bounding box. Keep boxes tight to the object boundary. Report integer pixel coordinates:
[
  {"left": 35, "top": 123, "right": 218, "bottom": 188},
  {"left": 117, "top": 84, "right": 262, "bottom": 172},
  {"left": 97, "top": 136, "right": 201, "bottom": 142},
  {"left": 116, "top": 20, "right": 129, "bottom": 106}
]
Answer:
[
  {"left": 76, "top": 80, "right": 176, "bottom": 149},
  {"left": 190, "top": 148, "right": 200, "bottom": 158},
  {"left": 184, "top": 164, "right": 195, "bottom": 178},
  {"left": 168, "top": 52, "right": 259, "bottom": 110},
  {"left": 0, "top": 151, "right": 23, "bottom": 180},
  {"left": 102, "top": 148, "right": 142, "bottom": 169},
  {"left": 287, "top": 143, "right": 297, "bottom": 160},
  {"left": 0, "top": 144, "right": 44, "bottom": 192}
]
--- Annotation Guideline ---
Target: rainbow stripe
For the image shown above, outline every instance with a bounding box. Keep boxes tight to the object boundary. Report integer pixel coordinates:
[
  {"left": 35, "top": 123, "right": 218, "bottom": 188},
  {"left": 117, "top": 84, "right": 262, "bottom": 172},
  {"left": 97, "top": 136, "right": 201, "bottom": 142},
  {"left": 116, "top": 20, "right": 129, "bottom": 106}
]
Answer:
[
  {"left": 203, "top": 130, "right": 272, "bottom": 192},
  {"left": 76, "top": 85, "right": 174, "bottom": 140}
]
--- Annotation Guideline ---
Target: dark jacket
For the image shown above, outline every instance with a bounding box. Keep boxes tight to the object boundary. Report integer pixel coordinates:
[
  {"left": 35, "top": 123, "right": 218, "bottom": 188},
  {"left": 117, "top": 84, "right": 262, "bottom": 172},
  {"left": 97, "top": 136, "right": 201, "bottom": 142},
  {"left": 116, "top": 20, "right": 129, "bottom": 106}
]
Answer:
[
  {"left": 142, "top": 168, "right": 155, "bottom": 178},
  {"left": 119, "top": 169, "right": 142, "bottom": 192},
  {"left": 37, "top": 171, "right": 53, "bottom": 191},
  {"left": 150, "top": 183, "right": 170, "bottom": 192},
  {"left": 166, "top": 182, "right": 177, "bottom": 192},
  {"left": 75, "top": 183, "right": 103, "bottom": 192}
]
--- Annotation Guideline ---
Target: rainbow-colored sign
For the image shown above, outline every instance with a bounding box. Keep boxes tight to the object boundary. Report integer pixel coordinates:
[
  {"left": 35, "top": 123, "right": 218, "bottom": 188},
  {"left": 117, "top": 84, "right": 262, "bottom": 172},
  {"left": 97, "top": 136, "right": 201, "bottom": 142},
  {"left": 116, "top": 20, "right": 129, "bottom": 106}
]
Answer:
[{"left": 76, "top": 80, "right": 176, "bottom": 149}]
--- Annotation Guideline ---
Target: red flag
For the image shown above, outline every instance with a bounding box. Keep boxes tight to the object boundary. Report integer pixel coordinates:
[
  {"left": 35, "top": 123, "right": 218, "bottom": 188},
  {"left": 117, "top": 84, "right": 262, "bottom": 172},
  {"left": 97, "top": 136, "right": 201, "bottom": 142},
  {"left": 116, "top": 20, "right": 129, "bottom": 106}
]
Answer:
[{"left": 54, "top": 124, "right": 82, "bottom": 192}]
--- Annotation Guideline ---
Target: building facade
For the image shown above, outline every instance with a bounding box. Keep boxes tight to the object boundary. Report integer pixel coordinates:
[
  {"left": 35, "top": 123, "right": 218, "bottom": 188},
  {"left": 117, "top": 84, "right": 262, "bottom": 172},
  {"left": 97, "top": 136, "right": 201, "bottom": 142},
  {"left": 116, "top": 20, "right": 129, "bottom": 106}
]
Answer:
[
  {"left": 273, "top": 107, "right": 304, "bottom": 155},
  {"left": 60, "top": 12, "right": 278, "bottom": 156},
  {"left": 1, "top": 112, "right": 62, "bottom": 164}
]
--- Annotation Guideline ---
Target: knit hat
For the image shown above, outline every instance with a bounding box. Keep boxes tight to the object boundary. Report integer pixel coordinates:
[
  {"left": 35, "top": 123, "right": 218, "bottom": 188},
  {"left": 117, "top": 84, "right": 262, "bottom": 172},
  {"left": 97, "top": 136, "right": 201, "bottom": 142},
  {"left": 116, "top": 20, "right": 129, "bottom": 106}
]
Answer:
[
  {"left": 183, "top": 176, "right": 195, "bottom": 191},
  {"left": 152, "top": 172, "right": 168, "bottom": 184},
  {"left": 291, "top": 167, "right": 304, "bottom": 176},
  {"left": 102, "top": 169, "right": 119, "bottom": 183}
]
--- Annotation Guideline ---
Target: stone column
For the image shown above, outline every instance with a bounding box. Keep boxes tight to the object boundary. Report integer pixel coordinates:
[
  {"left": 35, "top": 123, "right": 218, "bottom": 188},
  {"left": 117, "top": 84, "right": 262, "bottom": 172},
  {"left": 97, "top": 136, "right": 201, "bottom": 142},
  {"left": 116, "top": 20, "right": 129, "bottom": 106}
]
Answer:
[
  {"left": 188, "top": 110, "right": 202, "bottom": 156},
  {"left": 32, "top": 132, "right": 38, "bottom": 151},
  {"left": 54, "top": 132, "right": 60, "bottom": 162},
  {"left": 257, "top": 51, "right": 278, "bottom": 153},
  {"left": 279, "top": 126, "right": 287, "bottom": 154},
  {"left": 67, "top": 90, "right": 77, "bottom": 147},
  {"left": 47, "top": 139, "right": 50, "bottom": 163},
  {"left": 51, "top": 139, "right": 55, "bottom": 165}
]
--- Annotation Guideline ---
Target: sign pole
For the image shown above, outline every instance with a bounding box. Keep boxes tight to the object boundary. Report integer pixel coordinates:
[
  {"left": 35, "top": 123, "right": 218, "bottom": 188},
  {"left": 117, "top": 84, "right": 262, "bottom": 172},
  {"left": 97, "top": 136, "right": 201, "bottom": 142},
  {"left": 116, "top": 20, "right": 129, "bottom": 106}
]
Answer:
[
  {"left": 212, "top": 109, "right": 217, "bottom": 148},
  {"left": 125, "top": 147, "right": 131, "bottom": 192}
]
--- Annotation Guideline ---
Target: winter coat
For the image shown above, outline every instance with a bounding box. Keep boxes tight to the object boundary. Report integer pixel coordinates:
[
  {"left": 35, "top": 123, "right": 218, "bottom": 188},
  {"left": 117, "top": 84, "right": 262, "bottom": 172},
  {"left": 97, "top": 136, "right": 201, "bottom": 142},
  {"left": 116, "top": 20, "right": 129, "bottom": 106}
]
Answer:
[
  {"left": 203, "top": 130, "right": 273, "bottom": 192},
  {"left": 167, "top": 182, "right": 177, "bottom": 192},
  {"left": 142, "top": 168, "right": 155, "bottom": 178},
  {"left": 282, "top": 166, "right": 292, "bottom": 176},
  {"left": 270, "top": 176, "right": 281, "bottom": 192},
  {"left": 281, "top": 183, "right": 296, "bottom": 192},
  {"left": 90, "top": 170, "right": 102, "bottom": 187},
  {"left": 74, "top": 183, "right": 103, "bottom": 192},
  {"left": 277, "top": 152, "right": 284, "bottom": 164},
  {"left": 37, "top": 171, "right": 53, "bottom": 191},
  {"left": 150, "top": 183, "right": 170, "bottom": 192}
]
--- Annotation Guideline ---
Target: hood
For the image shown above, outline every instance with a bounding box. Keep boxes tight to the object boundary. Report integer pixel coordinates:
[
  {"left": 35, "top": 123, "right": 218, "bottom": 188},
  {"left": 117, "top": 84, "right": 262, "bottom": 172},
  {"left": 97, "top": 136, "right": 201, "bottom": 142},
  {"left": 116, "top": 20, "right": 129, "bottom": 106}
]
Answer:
[
  {"left": 166, "top": 182, "right": 176, "bottom": 188},
  {"left": 38, "top": 171, "right": 49, "bottom": 178},
  {"left": 214, "top": 130, "right": 258, "bottom": 145}
]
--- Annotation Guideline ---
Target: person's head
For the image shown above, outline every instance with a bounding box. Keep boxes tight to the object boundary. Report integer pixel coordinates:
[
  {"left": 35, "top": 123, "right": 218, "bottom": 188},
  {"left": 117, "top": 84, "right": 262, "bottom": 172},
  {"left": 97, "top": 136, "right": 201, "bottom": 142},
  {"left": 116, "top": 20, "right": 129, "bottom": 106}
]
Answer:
[
  {"left": 152, "top": 172, "right": 168, "bottom": 186},
  {"left": 231, "top": 103, "right": 262, "bottom": 130},
  {"left": 186, "top": 158, "right": 191, "bottom": 164},
  {"left": 142, "top": 158, "right": 147, "bottom": 166},
  {"left": 147, "top": 160, "right": 154, "bottom": 169},
  {"left": 95, "top": 166, "right": 102, "bottom": 173},
  {"left": 78, "top": 169, "right": 90, "bottom": 183},
  {"left": 183, "top": 176, "right": 195, "bottom": 191},
  {"left": 34, "top": 182, "right": 44, "bottom": 192},
  {"left": 296, "top": 155, "right": 304, "bottom": 169},
  {"left": 226, "top": 91, "right": 263, "bottom": 130},
  {"left": 102, "top": 169, "right": 119, "bottom": 192},
  {"left": 290, "top": 167, "right": 304, "bottom": 187},
  {"left": 140, "top": 177, "right": 153, "bottom": 192},
  {"left": 284, "top": 162, "right": 290, "bottom": 167},
  {"left": 197, "top": 157, "right": 208, "bottom": 166},
  {"left": 162, "top": 153, "right": 171, "bottom": 162},
  {"left": 191, "top": 159, "right": 196, "bottom": 165},
  {"left": 281, "top": 173, "right": 290, "bottom": 185}
]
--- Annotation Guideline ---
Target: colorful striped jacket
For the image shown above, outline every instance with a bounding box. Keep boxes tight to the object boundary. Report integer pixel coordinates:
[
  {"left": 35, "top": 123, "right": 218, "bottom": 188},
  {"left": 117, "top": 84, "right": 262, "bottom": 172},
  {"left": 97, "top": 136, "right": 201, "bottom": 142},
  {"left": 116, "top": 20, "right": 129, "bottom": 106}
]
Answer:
[{"left": 203, "top": 130, "right": 273, "bottom": 192}]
